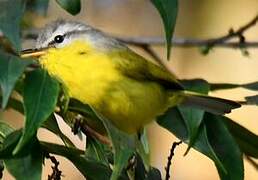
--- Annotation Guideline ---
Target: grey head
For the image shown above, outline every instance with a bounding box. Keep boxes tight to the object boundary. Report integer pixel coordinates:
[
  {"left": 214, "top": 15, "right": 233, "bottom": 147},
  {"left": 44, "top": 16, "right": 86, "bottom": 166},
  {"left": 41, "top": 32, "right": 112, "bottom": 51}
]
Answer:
[{"left": 36, "top": 19, "right": 126, "bottom": 51}]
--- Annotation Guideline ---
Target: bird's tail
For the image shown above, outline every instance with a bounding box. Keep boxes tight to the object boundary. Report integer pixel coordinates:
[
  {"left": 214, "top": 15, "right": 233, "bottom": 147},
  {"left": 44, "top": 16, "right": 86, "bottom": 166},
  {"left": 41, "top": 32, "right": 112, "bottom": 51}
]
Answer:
[{"left": 173, "top": 91, "right": 241, "bottom": 114}]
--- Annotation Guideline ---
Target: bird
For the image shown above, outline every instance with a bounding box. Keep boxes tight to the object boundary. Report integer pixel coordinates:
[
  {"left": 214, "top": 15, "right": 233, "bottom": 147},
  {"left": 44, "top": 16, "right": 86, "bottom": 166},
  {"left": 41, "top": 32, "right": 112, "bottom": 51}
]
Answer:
[{"left": 21, "top": 20, "right": 241, "bottom": 134}]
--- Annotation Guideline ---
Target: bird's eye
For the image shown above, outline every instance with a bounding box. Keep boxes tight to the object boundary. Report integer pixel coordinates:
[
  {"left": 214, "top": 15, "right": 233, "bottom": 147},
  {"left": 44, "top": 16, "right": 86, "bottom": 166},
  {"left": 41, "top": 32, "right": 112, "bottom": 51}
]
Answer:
[{"left": 54, "top": 35, "right": 64, "bottom": 43}]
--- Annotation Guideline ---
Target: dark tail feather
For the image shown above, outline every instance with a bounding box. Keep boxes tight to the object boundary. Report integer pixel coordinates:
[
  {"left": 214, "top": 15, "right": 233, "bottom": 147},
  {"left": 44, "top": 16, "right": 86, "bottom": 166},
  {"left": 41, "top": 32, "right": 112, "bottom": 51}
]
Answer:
[{"left": 181, "top": 94, "right": 241, "bottom": 115}]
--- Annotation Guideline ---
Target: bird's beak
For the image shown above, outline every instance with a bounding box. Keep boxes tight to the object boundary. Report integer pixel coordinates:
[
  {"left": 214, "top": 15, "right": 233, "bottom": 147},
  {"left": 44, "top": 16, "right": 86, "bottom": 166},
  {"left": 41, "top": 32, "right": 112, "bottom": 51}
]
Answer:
[{"left": 20, "top": 48, "right": 48, "bottom": 58}]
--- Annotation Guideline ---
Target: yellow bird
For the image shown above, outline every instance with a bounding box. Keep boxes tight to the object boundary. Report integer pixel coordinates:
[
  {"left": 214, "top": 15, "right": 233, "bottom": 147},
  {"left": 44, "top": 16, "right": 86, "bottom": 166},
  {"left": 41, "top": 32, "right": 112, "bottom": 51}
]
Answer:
[{"left": 21, "top": 20, "right": 240, "bottom": 134}]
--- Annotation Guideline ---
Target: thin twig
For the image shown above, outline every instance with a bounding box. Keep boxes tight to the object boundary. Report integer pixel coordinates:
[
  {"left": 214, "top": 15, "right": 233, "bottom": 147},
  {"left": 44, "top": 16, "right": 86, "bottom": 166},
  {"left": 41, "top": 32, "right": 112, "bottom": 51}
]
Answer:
[
  {"left": 119, "top": 37, "right": 258, "bottom": 48},
  {"left": 46, "top": 154, "right": 62, "bottom": 180},
  {"left": 165, "top": 141, "right": 182, "bottom": 180}
]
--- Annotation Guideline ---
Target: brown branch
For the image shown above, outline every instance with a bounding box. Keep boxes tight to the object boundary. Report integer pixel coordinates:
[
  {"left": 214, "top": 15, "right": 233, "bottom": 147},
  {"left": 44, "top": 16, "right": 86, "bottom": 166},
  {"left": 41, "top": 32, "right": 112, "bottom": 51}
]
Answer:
[
  {"left": 21, "top": 15, "right": 258, "bottom": 49},
  {"left": 118, "top": 37, "right": 258, "bottom": 48},
  {"left": 165, "top": 141, "right": 182, "bottom": 180}
]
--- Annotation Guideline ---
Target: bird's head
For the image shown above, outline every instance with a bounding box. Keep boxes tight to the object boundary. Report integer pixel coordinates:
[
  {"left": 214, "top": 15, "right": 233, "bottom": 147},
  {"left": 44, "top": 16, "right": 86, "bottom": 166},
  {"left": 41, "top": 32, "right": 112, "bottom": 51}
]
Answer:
[{"left": 21, "top": 20, "right": 125, "bottom": 59}]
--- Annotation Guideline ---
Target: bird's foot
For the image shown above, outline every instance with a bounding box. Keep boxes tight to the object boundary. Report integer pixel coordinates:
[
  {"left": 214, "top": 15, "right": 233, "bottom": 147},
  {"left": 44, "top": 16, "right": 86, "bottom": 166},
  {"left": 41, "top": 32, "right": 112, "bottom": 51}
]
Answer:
[{"left": 72, "top": 115, "right": 112, "bottom": 146}]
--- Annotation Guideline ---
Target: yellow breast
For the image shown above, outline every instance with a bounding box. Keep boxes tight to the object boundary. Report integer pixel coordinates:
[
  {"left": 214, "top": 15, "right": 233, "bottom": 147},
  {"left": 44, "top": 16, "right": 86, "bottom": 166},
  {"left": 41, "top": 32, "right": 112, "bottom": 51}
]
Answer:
[
  {"left": 39, "top": 41, "right": 121, "bottom": 105},
  {"left": 39, "top": 41, "right": 169, "bottom": 133}
]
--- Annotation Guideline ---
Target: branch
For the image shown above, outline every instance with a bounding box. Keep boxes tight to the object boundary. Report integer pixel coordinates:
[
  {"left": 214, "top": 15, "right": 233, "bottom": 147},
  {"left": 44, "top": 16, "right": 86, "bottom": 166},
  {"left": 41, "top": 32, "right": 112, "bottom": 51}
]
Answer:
[
  {"left": 21, "top": 15, "right": 258, "bottom": 49},
  {"left": 165, "top": 141, "right": 182, "bottom": 180},
  {"left": 118, "top": 37, "right": 258, "bottom": 48}
]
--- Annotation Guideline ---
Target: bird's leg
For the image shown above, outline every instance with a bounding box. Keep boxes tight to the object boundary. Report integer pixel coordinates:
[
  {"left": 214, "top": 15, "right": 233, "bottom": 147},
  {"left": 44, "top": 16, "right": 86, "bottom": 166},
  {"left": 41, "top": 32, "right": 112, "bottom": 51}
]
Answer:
[
  {"left": 126, "top": 155, "right": 137, "bottom": 171},
  {"left": 71, "top": 114, "right": 82, "bottom": 135},
  {"left": 73, "top": 114, "right": 112, "bottom": 146}
]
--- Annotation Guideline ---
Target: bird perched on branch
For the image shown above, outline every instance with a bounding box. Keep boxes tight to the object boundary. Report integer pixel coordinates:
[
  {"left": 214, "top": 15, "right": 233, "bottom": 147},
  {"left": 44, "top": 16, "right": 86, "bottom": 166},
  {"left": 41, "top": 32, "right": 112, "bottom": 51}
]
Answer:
[{"left": 21, "top": 20, "right": 240, "bottom": 134}]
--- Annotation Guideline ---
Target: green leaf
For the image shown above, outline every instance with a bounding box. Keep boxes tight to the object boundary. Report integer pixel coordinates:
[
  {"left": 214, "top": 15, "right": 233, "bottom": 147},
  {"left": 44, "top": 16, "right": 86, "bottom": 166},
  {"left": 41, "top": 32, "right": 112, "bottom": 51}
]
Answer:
[
  {"left": 55, "top": 0, "right": 81, "bottom": 15},
  {"left": 0, "top": 130, "right": 43, "bottom": 180},
  {"left": 0, "top": 0, "right": 26, "bottom": 51},
  {"left": 0, "top": 52, "right": 32, "bottom": 109},
  {"left": 146, "top": 167, "right": 162, "bottom": 180},
  {"left": 4, "top": 140, "right": 43, "bottom": 180},
  {"left": 223, "top": 117, "right": 258, "bottom": 158},
  {"left": 0, "top": 130, "right": 38, "bottom": 159},
  {"left": 157, "top": 107, "right": 188, "bottom": 141},
  {"left": 243, "top": 81, "right": 258, "bottom": 90},
  {"left": 85, "top": 136, "right": 109, "bottom": 165},
  {"left": 134, "top": 154, "right": 161, "bottom": 180},
  {"left": 136, "top": 128, "right": 150, "bottom": 170},
  {"left": 179, "top": 79, "right": 210, "bottom": 154},
  {"left": 245, "top": 95, "right": 258, "bottom": 105},
  {"left": 158, "top": 110, "right": 245, "bottom": 180},
  {"left": 0, "top": 130, "right": 22, "bottom": 159},
  {"left": 157, "top": 108, "right": 226, "bottom": 175},
  {"left": 14, "top": 69, "right": 59, "bottom": 154},
  {"left": 40, "top": 142, "right": 112, "bottom": 180},
  {"left": 42, "top": 114, "right": 75, "bottom": 148},
  {"left": 209, "top": 81, "right": 258, "bottom": 91},
  {"left": 5, "top": 97, "right": 24, "bottom": 114},
  {"left": 0, "top": 121, "right": 14, "bottom": 141},
  {"left": 204, "top": 113, "right": 244, "bottom": 180},
  {"left": 93, "top": 110, "right": 135, "bottom": 180},
  {"left": 26, "top": 0, "right": 50, "bottom": 16},
  {"left": 150, "top": 0, "right": 178, "bottom": 59}
]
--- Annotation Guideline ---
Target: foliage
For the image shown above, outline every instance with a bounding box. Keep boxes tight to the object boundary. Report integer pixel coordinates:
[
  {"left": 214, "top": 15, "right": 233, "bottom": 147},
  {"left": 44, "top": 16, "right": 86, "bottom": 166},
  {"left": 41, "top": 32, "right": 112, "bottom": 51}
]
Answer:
[{"left": 0, "top": 0, "right": 257, "bottom": 180}]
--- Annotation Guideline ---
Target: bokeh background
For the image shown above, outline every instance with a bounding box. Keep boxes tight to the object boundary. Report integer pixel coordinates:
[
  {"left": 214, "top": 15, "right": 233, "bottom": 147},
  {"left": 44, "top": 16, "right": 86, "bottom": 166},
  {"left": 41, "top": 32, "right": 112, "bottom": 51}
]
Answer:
[{"left": 2, "top": 0, "right": 258, "bottom": 179}]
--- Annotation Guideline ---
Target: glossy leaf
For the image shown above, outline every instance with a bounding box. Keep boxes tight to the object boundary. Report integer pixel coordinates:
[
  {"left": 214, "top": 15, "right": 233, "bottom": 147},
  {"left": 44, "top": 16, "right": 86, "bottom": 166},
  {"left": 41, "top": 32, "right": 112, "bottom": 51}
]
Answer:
[
  {"left": 0, "top": 52, "right": 32, "bottom": 109},
  {"left": 0, "top": 130, "right": 22, "bottom": 159},
  {"left": 14, "top": 69, "right": 59, "bottom": 154},
  {"left": 146, "top": 167, "right": 162, "bottom": 180},
  {"left": 40, "top": 142, "right": 112, "bottom": 179},
  {"left": 0, "top": 129, "right": 43, "bottom": 180},
  {"left": 224, "top": 117, "right": 258, "bottom": 158},
  {"left": 0, "top": 0, "right": 26, "bottom": 51},
  {"left": 157, "top": 108, "right": 226, "bottom": 176},
  {"left": 204, "top": 113, "right": 244, "bottom": 180},
  {"left": 158, "top": 110, "right": 245, "bottom": 179},
  {"left": 85, "top": 136, "right": 109, "bottom": 165},
  {"left": 150, "top": 0, "right": 178, "bottom": 59},
  {"left": 245, "top": 95, "right": 258, "bottom": 105},
  {"left": 136, "top": 128, "right": 150, "bottom": 170},
  {"left": 210, "top": 81, "right": 258, "bottom": 91},
  {"left": 93, "top": 110, "right": 135, "bottom": 180},
  {"left": 4, "top": 141, "right": 43, "bottom": 180},
  {"left": 0, "top": 130, "right": 39, "bottom": 159},
  {"left": 179, "top": 79, "right": 210, "bottom": 154},
  {"left": 0, "top": 121, "right": 14, "bottom": 140},
  {"left": 55, "top": 0, "right": 81, "bottom": 15},
  {"left": 4, "top": 96, "right": 24, "bottom": 114}
]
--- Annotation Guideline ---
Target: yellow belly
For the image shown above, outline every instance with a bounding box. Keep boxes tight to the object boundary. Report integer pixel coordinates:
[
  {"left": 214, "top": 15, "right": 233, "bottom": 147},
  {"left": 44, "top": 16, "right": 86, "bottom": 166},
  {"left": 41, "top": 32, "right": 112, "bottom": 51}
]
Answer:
[{"left": 39, "top": 42, "right": 170, "bottom": 133}]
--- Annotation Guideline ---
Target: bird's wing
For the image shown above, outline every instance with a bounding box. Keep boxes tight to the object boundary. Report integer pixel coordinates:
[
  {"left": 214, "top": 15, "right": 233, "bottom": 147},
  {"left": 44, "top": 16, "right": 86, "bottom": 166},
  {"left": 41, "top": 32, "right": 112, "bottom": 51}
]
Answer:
[{"left": 109, "top": 48, "right": 183, "bottom": 90}]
